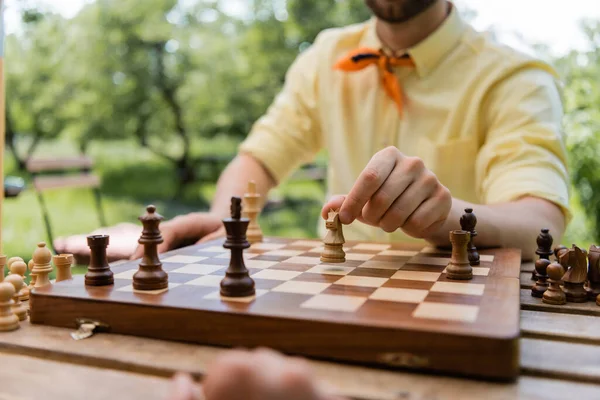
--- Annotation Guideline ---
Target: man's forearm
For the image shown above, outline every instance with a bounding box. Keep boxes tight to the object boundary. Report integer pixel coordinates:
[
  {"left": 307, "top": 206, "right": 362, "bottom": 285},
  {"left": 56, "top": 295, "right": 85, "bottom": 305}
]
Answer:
[
  {"left": 425, "top": 196, "right": 566, "bottom": 261},
  {"left": 209, "top": 154, "right": 277, "bottom": 218}
]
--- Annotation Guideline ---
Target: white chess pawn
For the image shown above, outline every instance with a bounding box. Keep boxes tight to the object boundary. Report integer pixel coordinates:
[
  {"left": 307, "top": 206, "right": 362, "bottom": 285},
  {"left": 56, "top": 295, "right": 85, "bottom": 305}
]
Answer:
[
  {"left": 0, "top": 282, "right": 19, "bottom": 331},
  {"left": 5, "top": 275, "right": 27, "bottom": 321},
  {"left": 9, "top": 260, "right": 29, "bottom": 301}
]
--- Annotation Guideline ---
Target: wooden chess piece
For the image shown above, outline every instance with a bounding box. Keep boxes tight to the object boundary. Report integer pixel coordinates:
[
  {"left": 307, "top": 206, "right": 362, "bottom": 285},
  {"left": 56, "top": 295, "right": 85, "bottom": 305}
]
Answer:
[
  {"left": 54, "top": 254, "right": 74, "bottom": 283},
  {"left": 85, "top": 235, "right": 114, "bottom": 286},
  {"left": 320, "top": 209, "right": 346, "bottom": 263},
  {"left": 133, "top": 205, "right": 169, "bottom": 291},
  {"left": 543, "top": 262, "right": 566, "bottom": 305},
  {"left": 597, "top": 293, "right": 600, "bottom": 307},
  {"left": 5, "top": 275, "right": 27, "bottom": 321},
  {"left": 6, "top": 256, "right": 21, "bottom": 278},
  {"left": 532, "top": 228, "right": 553, "bottom": 281},
  {"left": 0, "top": 255, "right": 6, "bottom": 283},
  {"left": 242, "top": 181, "right": 263, "bottom": 244},
  {"left": 531, "top": 258, "right": 550, "bottom": 298},
  {"left": 27, "top": 259, "right": 37, "bottom": 291},
  {"left": 459, "top": 208, "right": 479, "bottom": 266},
  {"left": 446, "top": 230, "right": 473, "bottom": 280},
  {"left": 586, "top": 245, "right": 600, "bottom": 301},
  {"left": 220, "top": 197, "right": 255, "bottom": 297},
  {"left": 32, "top": 242, "right": 53, "bottom": 288},
  {"left": 560, "top": 245, "right": 588, "bottom": 303},
  {"left": 554, "top": 245, "right": 568, "bottom": 262},
  {"left": 9, "top": 260, "right": 29, "bottom": 301},
  {"left": 0, "top": 282, "right": 19, "bottom": 331}
]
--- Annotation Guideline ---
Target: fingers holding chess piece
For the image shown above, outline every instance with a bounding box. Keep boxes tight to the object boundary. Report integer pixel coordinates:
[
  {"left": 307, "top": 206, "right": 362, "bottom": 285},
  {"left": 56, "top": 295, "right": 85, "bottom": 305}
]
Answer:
[
  {"left": 543, "top": 262, "right": 566, "bottom": 305},
  {"left": 5, "top": 275, "right": 27, "bottom": 321},
  {"left": 0, "top": 282, "right": 19, "bottom": 331}
]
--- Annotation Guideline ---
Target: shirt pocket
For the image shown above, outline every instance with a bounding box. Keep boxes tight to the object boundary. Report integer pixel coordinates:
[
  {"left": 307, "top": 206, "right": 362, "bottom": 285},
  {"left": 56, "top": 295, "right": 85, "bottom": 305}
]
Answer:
[{"left": 417, "top": 137, "right": 478, "bottom": 202}]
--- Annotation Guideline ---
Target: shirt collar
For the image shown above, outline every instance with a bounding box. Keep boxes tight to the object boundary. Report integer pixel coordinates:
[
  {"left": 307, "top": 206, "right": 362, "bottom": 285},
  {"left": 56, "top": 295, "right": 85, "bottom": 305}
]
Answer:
[{"left": 360, "top": 3, "right": 467, "bottom": 78}]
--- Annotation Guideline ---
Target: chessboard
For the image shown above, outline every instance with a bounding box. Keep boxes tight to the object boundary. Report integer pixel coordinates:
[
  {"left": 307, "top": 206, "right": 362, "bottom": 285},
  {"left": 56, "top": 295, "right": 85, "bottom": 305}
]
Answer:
[{"left": 30, "top": 237, "right": 521, "bottom": 381}]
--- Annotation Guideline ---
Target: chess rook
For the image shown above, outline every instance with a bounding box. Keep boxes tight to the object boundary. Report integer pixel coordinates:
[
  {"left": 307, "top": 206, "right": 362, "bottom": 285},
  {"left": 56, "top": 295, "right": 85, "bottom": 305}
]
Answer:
[
  {"left": 321, "top": 209, "right": 346, "bottom": 263},
  {"left": 32, "top": 242, "right": 53, "bottom": 288},
  {"left": 560, "top": 245, "right": 588, "bottom": 303},
  {"left": 220, "top": 197, "right": 255, "bottom": 297},
  {"left": 531, "top": 258, "right": 550, "bottom": 298},
  {"left": 133, "top": 205, "right": 169, "bottom": 291},
  {"left": 460, "top": 208, "right": 479, "bottom": 266},
  {"left": 0, "top": 282, "right": 19, "bottom": 331},
  {"left": 242, "top": 181, "right": 263, "bottom": 244},
  {"left": 54, "top": 254, "right": 74, "bottom": 283},
  {"left": 543, "top": 262, "right": 566, "bottom": 305},
  {"left": 5, "top": 275, "right": 27, "bottom": 321},
  {"left": 85, "top": 235, "right": 114, "bottom": 286},
  {"left": 446, "top": 230, "right": 473, "bottom": 280},
  {"left": 9, "top": 259, "right": 29, "bottom": 301},
  {"left": 586, "top": 245, "right": 600, "bottom": 301},
  {"left": 532, "top": 228, "right": 553, "bottom": 281}
]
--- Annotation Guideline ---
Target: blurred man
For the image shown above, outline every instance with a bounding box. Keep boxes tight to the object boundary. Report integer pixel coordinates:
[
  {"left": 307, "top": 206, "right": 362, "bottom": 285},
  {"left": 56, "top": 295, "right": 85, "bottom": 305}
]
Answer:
[
  {"left": 134, "top": 0, "right": 569, "bottom": 262},
  {"left": 160, "top": 0, "right": 569, "bottom": 397}
]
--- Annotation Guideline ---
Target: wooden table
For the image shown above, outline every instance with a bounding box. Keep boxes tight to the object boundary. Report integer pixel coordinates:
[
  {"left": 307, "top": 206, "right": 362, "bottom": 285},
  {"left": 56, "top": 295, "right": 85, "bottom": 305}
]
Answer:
[{"left": 1, "top": 261, "right": 599, "bottom": 400}]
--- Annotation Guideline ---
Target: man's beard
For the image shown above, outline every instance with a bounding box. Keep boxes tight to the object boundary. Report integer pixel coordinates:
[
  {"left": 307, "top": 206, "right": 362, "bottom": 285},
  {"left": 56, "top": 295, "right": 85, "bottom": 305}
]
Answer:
[{"left": 365, "top": 0, "right": 439, "bottom": 23}]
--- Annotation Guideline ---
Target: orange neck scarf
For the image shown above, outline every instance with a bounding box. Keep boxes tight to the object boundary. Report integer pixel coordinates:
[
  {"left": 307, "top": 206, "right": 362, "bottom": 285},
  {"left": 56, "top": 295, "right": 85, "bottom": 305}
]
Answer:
[{"left": 334, "top": 47, "right": 415, "bottom": 116}]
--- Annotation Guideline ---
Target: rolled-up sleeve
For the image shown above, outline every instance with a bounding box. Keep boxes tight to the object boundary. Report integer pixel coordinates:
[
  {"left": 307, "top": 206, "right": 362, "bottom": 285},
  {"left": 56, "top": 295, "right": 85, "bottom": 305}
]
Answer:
[
  {"left": 238, "top": 38, "right": 323, "bottom": 184},
  {"left": 476, "top": 67, "right": 570, "bottom": 218}
]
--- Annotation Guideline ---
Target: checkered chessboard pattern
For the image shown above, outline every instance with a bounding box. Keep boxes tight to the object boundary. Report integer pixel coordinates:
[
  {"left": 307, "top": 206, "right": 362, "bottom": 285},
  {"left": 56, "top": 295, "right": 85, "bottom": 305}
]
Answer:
[{"left": 109, "top": 239, "right": 496, "bottom": 324}]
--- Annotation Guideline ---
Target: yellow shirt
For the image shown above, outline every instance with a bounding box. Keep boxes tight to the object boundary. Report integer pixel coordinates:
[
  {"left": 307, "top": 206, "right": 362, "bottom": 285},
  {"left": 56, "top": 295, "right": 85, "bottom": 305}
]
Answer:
[{"left": 239, "top": 7, "right": 570, "bottom": 243}]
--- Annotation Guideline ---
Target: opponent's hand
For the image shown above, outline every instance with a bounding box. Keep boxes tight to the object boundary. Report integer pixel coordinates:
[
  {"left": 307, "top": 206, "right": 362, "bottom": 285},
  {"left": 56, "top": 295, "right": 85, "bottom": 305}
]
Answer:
[
  {"left": 130, "top": 212, "right": 224, "bottom": 260},
  {"left": 322, "top": 146, "right": 451, "bottom": 239},
  {"left": 167, "top": 349, "right": 344, "bottom": 400}
]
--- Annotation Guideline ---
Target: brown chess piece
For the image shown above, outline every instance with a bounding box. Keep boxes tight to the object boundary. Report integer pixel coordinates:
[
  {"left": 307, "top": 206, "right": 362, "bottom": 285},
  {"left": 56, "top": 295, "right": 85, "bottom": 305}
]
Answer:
[
  {"left": 133, "top": 205, "right": 169, "bottom": 291},
  {"left": 446, "top": 230, "right": 473, "bottom": 280},
  {"left": 320, "top": 209, "right": 346, "bottom": 263},
  {"left": 0, "top": 282, "right": 19, "bottom": 331},
  {"left": 32, "top": 242, "right": 53, "bottom": 288},
  {"left": 554, "top": 245, "right": 568, "bottom": 262},
  {"left": 5, "top": 275, "right": 27, "bottom": 321},
  {"left": 9, "top": 260, "right": 29, "bottom": 301},
  {"left": 459, "top": 208, "right": 479, "bottom": 266},
  {"left": 532, "top": 228, "right": 553, "bottom": 281},
  {"left": 543, "top": 262, "right": 566, "bottom": 305},
  {"left": 220, "top": 197, "right": 255, "bottom": 297},
  {"left": 597, "top": 293, "right": 600, "bottom": 307},
  {"left": 531, "top": 258, "right": 550, "bottom": 298},
  {"left": 560, "top": 245, "right": 588, "bottom": 303},
  {"left": 54, "top": 254, "right": 74, "bottom": 283},
  {"left": 85, "top": 235, "right": 114, "bottom": 286},
  {"left": 586, "top": 245, "right": 600, "bottom": 301}
]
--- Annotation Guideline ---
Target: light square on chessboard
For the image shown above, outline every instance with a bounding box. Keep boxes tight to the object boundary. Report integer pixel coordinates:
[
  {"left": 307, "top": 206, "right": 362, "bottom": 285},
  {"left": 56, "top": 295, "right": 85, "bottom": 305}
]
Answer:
[
  {"left": 479, "top": 254, "right": 494, "bottom": 262},
  {"left": 197, "top": 245, "right": 228, "bottom": 253},
  {"left": 250, "top": 242, "right": 286, "bottom": 251},
  {"left": 171, "top": 264, "right": 225, "bottom": 275},
  {"left": 271, "top": 281, "right": 331, "bottom": 295},
  {"left": 116, "top": 282, "right": 181, "bottom": 295},
  {"left": 215, "top": 252, "right": 259, "bottom": 260},
  {"left": 344, "top": 252, "right": 375, "bottom": 261},
  {"left": 251, "top": 269, "right": 303, "bottom": 281},
  {"left": 263, "top": 249, "right": 305, "bottom": 257},
  {"left": 413, "top": 302, "right": 479, "bottom": 323},
  {"left": 333, "top": 275, "right": 387, "bottom": 288},
  {"left": 244, "top": 260, "right": 279, "bottom": 269},
  {"left": 399, "top": 263, "right": 446, "bottom": 273},
  {"left": 114, "top": 269, "right": 138, "bottom": 279},
  {"left": 291, "top": 273, "right": 343, "bottom": 284},
  {"left": 300, "top": 294, "right": 367, "bottom": 312},
  {"left": 184, "top": 275, "right": 222, "bottom": 287},
  {"left": 360, "top": 260, "right": 406, "bottom": 270},
  {"left": 305, "top": 264, "right": 355, "bottom": 276},
  {"left": 407, "top": 256, "right": 450, "bottom": 266},
  {"left": 378, "top": 249, "right": 419, "bottom": 257},
  {"left": 161, "top": 255, "right": 209, "bottom": 264},
  {"left": 351, "top": 243, "right": 391, "bottom": 251},
  {"left": 203, "top": 289, "right": 268, "bottom": 303},
  {"left": 430, "top": 281, "right": 485, "bottom": 296},
  {"left": 290, "top": 240, "right": 322, "bottom": 248},
  {"left": 285, "top": 256, "right": 322, "bottom": 265},
  {"left": 270, "top": 263, "right": 317, "bottom": 272},
  {"left": 369, "top": 287, "right": 429, "bottom": 303},
  {"left": 391, "top": 270, "right": 441, "bottom": 282}
]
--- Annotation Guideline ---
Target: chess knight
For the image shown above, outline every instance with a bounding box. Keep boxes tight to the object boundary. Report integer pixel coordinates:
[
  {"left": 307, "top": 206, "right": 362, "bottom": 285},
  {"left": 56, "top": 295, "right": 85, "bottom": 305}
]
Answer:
[{"left": 320, "top": 209, "right": 346, "bottom": 263}]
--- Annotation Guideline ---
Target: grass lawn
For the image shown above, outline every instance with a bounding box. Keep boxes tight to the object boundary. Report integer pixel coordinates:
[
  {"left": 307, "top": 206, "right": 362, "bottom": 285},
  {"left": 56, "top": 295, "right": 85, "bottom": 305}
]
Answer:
[{"left": 2, "top": 136, "right": 595, "bottom": 280}]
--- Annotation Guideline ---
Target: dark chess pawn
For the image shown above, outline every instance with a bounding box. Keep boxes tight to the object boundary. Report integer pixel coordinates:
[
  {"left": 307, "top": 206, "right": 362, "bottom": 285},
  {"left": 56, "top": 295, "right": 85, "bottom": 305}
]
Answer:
[
  {"left": 220, "top": 197, "right": 255, "bottom": 298},
  {"left": 586, "top": 245, "right": 600, "bottom": 301},
  {"left": 532, "top": 228, "right": 553, "bottom": 281},
  {"left": 459, "top": 208, "right": 479, "bottom": 266},
  {"left": 531, "top": 258, "right": 550, "bottom": 298},
  {"left": 543, "top": 262, "right": 566, "bottom": 305},
  {"left": 133, "top": 205, "right": 169, "bottom": 291}
]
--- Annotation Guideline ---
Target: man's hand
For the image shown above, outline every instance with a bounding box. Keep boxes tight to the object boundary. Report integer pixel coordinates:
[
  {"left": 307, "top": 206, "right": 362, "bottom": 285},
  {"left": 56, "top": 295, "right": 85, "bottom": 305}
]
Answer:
[
  {"left": 323, "top": 146, "right": 451, "bottom": 239},
  {"left": 167, "top": 349, "right": 344, "bottom": 400},
  {"left": 130, "top": 212, "right": 224, "bottom": 260}
]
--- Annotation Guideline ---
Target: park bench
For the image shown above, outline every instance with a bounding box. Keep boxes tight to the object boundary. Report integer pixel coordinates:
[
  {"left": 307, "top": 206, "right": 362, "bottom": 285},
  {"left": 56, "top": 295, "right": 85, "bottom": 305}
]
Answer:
[{"left": 26, "top": 155, "right": 106, "bottom": 253}]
